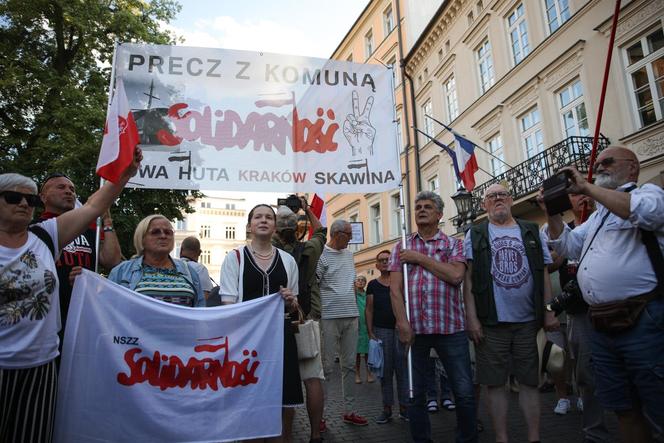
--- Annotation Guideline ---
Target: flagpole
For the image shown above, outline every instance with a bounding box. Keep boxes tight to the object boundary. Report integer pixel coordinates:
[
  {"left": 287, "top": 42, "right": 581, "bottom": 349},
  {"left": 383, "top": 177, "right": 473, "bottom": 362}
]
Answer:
[
  {"left": 425, "top": 114, "right": 516, "bottom": 170},
  {"left": 388, "top": 65, "right": 414, "bottom": 399},
  {"left": 95, "top": 40, "right": 119, "bottom": 273},
  {"left": 413, "top": 127, "right": 497, "bottom": 179}
]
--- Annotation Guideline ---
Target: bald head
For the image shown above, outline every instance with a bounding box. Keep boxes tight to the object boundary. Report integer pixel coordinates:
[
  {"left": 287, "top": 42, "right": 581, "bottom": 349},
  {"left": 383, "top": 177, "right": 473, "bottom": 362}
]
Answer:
[{"left": 594, "top": 145, "right": 639, "bottom": 189}]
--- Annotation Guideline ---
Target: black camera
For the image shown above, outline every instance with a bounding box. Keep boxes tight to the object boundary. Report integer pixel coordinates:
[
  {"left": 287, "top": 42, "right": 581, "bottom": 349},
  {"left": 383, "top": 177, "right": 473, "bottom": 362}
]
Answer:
[
  {"left": 277, "top": 194, "right": 302, "bottom": 213},
  {"left": 546, "top": 279, "right": 583, "bottom": 315},
  {"left": 542, "top": 172, "right": 572, "bottom": 215}
]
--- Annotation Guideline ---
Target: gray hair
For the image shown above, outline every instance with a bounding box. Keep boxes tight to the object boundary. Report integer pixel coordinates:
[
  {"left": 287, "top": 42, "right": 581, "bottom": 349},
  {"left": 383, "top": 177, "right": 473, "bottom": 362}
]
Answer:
[
  {"left": 0, "top": 173, "right": 38, "bottom": 194},
  {"left": 276, "top": 206, "right": 297, "bottom": 231},
  {"left": 415, "top": 190, "right": 444, "bottom": 213},
  {"left": 330, "top": 219, "right": 349, "bottom": 236}
]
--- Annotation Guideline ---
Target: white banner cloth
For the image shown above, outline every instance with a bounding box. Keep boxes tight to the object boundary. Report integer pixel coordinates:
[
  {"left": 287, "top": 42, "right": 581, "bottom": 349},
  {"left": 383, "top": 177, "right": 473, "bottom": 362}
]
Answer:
[
  {"left": 115, "top": 43, "right": 401, "bottom": 193},
  {"left": 54, "top": 271, "right": 284, "bottom": 443}
]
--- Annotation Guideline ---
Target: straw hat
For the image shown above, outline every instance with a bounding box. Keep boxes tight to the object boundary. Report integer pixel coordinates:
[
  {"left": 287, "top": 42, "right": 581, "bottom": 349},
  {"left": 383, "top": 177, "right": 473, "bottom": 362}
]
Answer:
[{"left": 537, "top": 329, "right": 565, "bottom": 385}]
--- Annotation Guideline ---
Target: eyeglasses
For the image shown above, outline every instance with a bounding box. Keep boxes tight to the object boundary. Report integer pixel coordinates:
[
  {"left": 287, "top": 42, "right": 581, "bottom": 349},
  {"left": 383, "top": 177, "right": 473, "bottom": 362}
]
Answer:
[
  {"left": 147, "top": 228, "right": 174, "bottom": 237},
  {"left": 1, "top": 191, "right": 42, "bottom": 207},
  {"left": 592, "top": 157, "right": 635, "bottom": 173},
  {"left": 339, "top": 230, "right": 353, "bottom": 237},
  {"left": 485, "top": 191, "right": 510, "bottom": 201},
  {"left": 377, "top": 258, "right": 389, "bottom": 263}
]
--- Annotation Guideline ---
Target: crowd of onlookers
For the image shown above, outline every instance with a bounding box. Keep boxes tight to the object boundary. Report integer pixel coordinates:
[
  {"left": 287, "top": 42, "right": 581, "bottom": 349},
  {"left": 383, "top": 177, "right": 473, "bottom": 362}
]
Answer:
[{"left": 1, "top": 144, "right": 662, "bottom": 443}]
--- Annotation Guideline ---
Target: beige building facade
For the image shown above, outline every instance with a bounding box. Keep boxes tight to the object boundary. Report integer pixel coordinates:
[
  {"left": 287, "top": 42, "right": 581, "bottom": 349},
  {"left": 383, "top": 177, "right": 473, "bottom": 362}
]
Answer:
[
  {"left": 173, "top": 195, "right": 247, "bottom": 283},
  {"left": 405, "top": 0, "right": 663, "bottom": 232}
]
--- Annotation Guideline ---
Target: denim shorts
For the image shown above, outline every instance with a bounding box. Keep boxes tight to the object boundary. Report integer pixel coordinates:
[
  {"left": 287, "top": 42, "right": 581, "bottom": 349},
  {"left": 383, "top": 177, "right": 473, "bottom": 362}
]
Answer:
[{"left": 589, "top": 298, "right": 664, "bottom": 431}]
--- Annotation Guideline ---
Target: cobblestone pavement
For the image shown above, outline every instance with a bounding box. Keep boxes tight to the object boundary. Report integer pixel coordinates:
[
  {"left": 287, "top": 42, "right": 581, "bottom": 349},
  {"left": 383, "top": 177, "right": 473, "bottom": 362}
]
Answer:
[{"left": 291, "top": 363, "right": 619, "bottom": 443}]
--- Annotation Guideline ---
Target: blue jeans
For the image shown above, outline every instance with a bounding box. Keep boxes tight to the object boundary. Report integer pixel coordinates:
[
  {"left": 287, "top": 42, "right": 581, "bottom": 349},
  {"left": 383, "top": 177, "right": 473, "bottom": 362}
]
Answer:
[
  {"left": 426, "top": 356, "right": 453, "bottom": 402},
  {"left": 589, "top": 297, "right": 664, "bottom": 435},
  {"left": 408, "top": 333, "right": 477, "bottom": 443}
]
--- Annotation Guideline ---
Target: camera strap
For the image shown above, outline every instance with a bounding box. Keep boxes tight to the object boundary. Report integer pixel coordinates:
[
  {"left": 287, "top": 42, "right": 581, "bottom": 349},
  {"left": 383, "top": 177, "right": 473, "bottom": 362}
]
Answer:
[{"left": 576, "top": 210, "right": 611, "bottom": 269}]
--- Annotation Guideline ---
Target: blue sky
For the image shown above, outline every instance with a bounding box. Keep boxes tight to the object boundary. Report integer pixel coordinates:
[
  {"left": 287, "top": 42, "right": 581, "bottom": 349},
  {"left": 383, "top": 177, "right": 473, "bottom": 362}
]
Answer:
[{"left": 168, "top": 1, "right": 370, "bottom": 58}]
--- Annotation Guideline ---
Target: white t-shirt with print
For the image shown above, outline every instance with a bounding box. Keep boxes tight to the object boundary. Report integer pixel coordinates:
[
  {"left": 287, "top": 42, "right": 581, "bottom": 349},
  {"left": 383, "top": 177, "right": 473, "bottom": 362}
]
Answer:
[{"left": 0, "top": 218, "right": 60, "bottom": 368}]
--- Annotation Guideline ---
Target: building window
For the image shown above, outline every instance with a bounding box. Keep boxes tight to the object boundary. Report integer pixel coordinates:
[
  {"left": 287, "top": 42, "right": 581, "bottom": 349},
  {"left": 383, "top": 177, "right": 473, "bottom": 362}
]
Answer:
[
  {"left": 428, "top": 175, "right": 440, "bottom": 194},
  {"left": 225, "top": 226, "right": 236, "bottom": 240},
  {"left": 624, "top": 25, "right": 664, "bottom": 128},
  {"left": 387, "top": 56, "right": 399, "bottom": 87},
  {"left": 422, "top": 100, "right": 434, "bottom": 136},
  {"left": 383, "top": 5, "right": 395, "bottom": 35},
  {"left": 476, "top": 39, "right": 495, "bottom": 94},
  {"left": 370, "top": 203, "right": 382, "bottom": 245},
  {"left": 520, "top": 107, "right": 545, "bottom": 160},
  {"left": 558, "top": 78, "right": 589, "bottom": 137},
  {"left": 349, "top": 213, "right": 359, "bottom": 252},
  {"left": 200, "top": 201, "right": 210, "bottom": 208},
  {"left": 507, "top": 3, "right": 529, "bottom": 65},
  {"left": 200, "top": 250, "right": 211, "bottom": 265},
  {"left": 365, "top": 29, "right": 374, "bottom": 58},
  {"left": 390, "top": 194, "right": 402, "bottom": 238},
  {"left": 444, "top": 75, "right": 459, "bottom": 122},
  {"left": 396, "top": 115, "right": 404, "bottom": 152},
  {"left": 200, "top": 225, "right": 211, "bottom": 239},
  {"left": 225, "top": 203, "right": 236, "bottom": 210},
  {"left": 545, "top": 0, "right": 570, "bottom": 34},
  {"left": 175, "top": 219, "right": 187, "bottom": 230},
  {"left": 487, "top": 134, "right": 506, "bottom": 176}
]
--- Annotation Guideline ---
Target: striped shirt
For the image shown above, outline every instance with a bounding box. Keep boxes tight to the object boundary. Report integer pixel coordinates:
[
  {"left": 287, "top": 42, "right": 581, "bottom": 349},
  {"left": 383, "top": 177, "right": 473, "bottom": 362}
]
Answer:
[
  {"left": 135, "top": 265, "right": 196, "bottom": 307},
  {"left": 316, "top": 246, "right": 358, "bottom": 319},
  {"left": 388, "top": 230, "right": 466, "bottom": 335}
]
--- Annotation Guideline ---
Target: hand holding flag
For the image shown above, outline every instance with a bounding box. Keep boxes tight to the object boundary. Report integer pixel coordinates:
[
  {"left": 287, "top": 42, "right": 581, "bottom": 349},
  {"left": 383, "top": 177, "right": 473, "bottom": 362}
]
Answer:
[{"left": 97, "top": 78, "right": 140, "bottom": 184}]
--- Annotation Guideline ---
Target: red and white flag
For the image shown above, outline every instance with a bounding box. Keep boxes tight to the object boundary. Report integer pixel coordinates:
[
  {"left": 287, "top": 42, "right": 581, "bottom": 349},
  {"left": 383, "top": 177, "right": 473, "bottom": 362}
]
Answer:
[{"left": 96, "top": 78, "right": 139, "bottom": 183}]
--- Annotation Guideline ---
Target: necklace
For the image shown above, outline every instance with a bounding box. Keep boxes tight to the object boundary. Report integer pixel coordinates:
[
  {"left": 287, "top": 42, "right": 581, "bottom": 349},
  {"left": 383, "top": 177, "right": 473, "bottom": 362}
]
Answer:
[{"left": 251, "top": 246, "right": 275, "bottom": 260}]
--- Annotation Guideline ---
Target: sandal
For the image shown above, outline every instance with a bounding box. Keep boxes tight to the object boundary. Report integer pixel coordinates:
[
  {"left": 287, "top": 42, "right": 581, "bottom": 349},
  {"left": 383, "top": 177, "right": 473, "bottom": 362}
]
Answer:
[
  {"left": 427, "top": 400, "right": 438, "bottom": 413},
  {"left": 442, "top": 399, "right": 456, "bottom": 411}
]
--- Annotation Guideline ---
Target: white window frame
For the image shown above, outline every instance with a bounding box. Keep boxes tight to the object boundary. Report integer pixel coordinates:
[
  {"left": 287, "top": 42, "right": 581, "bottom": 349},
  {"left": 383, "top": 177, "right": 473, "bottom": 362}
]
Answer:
[
  {"left": 201, "top": 250, "right": 211, "bottom": 265},
  {"left": 349, "top": 212, "right": 360, "bottom": 252},
  {"left": 387, "top": 56, "right": 399, "bottom": 88},
  {"left": 544, "top": 0, "right": 571, "bottom": 34},
  {"left": 444, "top": 75, "right": 459, "bottom": 122},
  {"left": 390, "top": 193, "right": 402, "bottom": 239},
  {"left": 225, "top": 225, "right": 236, "bottom": 240},
  {"left": 365, "top": 29, "right": 374, "bottom": 59},
  {"left": 507, "top": 3, "right": 530, "bottom": 65},
  {"left": 422, "top": 100, "right": 434, "bottom": 136},
  {"left": 558, "top": 78, "right": 589, "bottom": 138},
  {"left": 370, "top": 202, "right": 382, "bottom": 245},
  {"left": 396, "top": 114, "right": 404, "bottom": 153},
  {"left": 520, "top": 106, "right": 545, "bottom": 160},
  {"left": 487, "top": 134, "right": 506, "bottom": 176},
  {"left": 200, "top": 225, "right": 211, "bottom": 239},
  {"left": 428, "top": 175, "right": 440, "bottom": 194},
  {"left": 623, "top": 24, "right": 664, "bottom": 128},
  {"left": 383, "top": 5, "right": 395, "bottom": 35},
  {"left": 476, "top": 38, "right": 495, "bottom": 94},
  {"left": 175, "top": 219, "right": 187, "bottom": 230}
]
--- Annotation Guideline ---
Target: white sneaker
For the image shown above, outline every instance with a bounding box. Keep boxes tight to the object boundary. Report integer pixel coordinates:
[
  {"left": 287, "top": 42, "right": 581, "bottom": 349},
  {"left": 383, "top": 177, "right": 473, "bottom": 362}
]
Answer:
[
  {"left": 554, "top": 398, "right": 571, "bottom": 415},
  {"left": 577, "top": 397, "right": 584, "bottom": 412}
]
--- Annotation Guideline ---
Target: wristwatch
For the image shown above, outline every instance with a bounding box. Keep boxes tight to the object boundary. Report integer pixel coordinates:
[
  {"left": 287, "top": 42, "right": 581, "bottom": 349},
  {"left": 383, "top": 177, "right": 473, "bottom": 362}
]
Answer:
[{"left": 103, "top": 226, "right": 114, "bottom": 232}]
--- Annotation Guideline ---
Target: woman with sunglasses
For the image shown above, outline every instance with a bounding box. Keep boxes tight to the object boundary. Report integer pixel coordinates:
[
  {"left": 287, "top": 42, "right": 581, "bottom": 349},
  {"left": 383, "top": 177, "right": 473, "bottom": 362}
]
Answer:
[
  {"left": 219, "top": 204, "right": 302, "bottom": 442},
  {"left": 0, "top": 150, "right": 141, "bottom": 443},
  {"left": 107, "top": 214, "right": 204, "bottom": 307}
]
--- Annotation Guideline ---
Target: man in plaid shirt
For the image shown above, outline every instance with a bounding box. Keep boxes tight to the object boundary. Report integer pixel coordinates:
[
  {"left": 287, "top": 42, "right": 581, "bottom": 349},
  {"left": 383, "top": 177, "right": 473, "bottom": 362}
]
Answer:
[{"left": 389, "top": 191, "right": 477, "bottom": 443}]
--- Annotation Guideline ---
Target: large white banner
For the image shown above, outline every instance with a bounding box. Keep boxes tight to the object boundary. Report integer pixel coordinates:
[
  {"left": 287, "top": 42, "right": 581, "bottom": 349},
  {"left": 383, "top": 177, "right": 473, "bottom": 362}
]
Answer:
[
  {"left": 115, "top": 43, "right": 401, "bottom": 193},
  {"left": 54, "top": 271, "right": 284, "bottom": 443}
]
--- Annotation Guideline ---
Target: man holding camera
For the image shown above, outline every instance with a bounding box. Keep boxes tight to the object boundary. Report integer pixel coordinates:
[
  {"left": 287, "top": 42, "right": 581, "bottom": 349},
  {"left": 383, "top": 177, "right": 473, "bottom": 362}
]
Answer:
[
  {"left": 544, "top": 146, "right": 664, "bottom": 442},
  {"left": 463, "top": 183, "right": 558, "bottom": 443}
]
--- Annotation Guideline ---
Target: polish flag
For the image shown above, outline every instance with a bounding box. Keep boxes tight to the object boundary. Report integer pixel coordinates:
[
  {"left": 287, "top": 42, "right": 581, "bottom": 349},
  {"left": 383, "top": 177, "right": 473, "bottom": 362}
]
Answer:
[
  {"left": 308, "top": 193, "right": 327, "bottom": 238},
  {"left": 96, "top": 78, "right": 139, "bottom": 183}
]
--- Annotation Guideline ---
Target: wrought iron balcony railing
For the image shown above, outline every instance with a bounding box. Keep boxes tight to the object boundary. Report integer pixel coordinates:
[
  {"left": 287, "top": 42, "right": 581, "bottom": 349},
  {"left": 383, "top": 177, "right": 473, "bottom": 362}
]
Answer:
[{"left": 451, "top": 135, "right": 610, "bottom": 232}]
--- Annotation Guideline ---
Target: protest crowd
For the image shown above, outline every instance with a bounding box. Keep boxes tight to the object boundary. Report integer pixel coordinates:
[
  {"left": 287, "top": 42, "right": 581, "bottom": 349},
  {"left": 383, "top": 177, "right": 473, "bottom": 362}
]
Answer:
[{"left": 1, "top": 140, "right": 663, "bottom": 443}]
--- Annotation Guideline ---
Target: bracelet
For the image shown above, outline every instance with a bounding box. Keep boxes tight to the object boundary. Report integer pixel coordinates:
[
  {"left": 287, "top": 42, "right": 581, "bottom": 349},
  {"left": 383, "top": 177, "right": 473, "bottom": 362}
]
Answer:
[{"left": 103, "top": 226, "right": 114, "bottom": 232}]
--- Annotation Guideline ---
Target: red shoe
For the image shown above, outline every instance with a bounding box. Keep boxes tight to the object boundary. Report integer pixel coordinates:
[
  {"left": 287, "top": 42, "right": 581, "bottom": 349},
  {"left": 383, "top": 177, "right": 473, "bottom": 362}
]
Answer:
[
  {"left": 319, "top": 419, "right": 327, "bottom": 433},
  {"left": 343, "top": 413, "right": 368, "bottom": 426}
]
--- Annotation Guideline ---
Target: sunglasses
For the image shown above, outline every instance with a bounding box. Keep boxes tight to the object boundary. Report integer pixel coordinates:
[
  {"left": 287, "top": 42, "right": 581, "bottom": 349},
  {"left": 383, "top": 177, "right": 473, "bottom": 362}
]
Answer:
[
  {"left": 147, "top": 228, "right": 174, "bottom": 237},
  {"left": 1, "top": 191, "right": 42, "bottom": 207},
  {"left": 592, "top": 157, "right": 635, "bottom": 173}
]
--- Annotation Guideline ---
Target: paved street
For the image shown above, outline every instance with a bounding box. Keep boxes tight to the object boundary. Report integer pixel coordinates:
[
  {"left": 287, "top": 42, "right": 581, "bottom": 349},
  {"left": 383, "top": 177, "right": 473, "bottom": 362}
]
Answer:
[{"left": 291, "top": 362, "right": 619, "bottom": 443}]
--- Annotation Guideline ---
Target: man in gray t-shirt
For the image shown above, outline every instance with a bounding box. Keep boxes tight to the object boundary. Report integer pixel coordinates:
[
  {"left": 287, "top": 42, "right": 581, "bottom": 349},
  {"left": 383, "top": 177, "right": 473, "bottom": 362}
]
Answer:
[{"left": 463, "top": 183, "right": 558, "bottom": 443}]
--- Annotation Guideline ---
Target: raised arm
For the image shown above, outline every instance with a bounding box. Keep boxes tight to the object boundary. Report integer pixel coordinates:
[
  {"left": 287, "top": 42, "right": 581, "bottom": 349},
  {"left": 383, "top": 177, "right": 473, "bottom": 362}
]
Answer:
[
  {"left": 99, "top": 210, "right": 123, "bottom": 269},
  {"left": 56, "top": 149, "right": 142, "bottom": 250}
]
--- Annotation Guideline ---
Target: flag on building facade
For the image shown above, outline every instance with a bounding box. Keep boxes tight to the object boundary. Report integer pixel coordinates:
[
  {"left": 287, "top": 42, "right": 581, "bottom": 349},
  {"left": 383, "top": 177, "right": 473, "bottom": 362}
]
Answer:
[{"left": 96, "top": 78, "right": 140, "bottom": 183}]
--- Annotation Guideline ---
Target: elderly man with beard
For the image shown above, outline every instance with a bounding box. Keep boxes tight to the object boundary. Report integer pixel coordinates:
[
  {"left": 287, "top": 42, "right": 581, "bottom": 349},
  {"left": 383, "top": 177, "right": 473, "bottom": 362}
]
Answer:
[
  {"left": 464, "top": 183, "right": 558, "bottom": 443},
  {"left": 545, "top": 146, "right": 664, "bottom": 442}
]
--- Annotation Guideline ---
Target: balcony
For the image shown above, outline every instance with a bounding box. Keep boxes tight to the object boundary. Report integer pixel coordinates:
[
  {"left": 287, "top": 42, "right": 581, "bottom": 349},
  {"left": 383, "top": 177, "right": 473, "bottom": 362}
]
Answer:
[{"left": 451, "top": 135, "right": 610, "bottom": 232}]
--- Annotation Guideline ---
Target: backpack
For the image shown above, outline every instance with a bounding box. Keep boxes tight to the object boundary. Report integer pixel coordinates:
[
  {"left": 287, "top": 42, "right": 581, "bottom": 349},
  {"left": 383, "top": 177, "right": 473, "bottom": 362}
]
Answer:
[{"left": 28, "top": 224, "right": 56, "bottom": 259}]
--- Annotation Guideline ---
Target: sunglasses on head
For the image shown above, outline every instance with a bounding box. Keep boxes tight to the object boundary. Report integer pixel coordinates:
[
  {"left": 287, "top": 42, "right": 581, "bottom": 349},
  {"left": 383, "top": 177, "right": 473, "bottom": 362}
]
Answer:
[
  {"left": 1, "top": 191, "right": 42, "bottom": 207},
  {"left": 592, "top": 157, "right": 635, "bottom": 173},
  {"left": 147, "top": 228, "right": 174, "bottom": 237}
]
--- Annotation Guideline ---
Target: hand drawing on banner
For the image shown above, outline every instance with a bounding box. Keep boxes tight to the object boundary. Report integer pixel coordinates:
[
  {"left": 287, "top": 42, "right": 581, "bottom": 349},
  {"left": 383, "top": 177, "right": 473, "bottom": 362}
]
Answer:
[{"left": 343, "top": 90, "right": 376, "bottom": 156}]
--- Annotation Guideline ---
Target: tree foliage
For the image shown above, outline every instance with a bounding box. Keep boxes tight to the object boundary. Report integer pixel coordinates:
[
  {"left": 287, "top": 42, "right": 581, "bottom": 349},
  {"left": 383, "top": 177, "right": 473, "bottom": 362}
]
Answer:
[{"left": 0, "top": 0, "right": 201, "bottom": 256}]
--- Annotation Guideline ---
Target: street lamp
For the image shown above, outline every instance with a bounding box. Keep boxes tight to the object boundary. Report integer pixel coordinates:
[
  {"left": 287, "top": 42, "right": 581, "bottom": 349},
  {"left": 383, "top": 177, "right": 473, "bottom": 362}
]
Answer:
[{"left": 451, "top": 186, "right": 475, "bottom": 231}]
